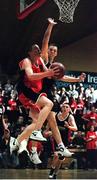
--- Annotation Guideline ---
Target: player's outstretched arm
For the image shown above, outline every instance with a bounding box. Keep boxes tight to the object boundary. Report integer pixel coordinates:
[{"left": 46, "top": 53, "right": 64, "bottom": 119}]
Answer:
[
  {"left": 41, "top": 18, "right": 57, "bottom": 63},
  {"left": 60, "top": 73, "right": 86, "bottom": 82}
]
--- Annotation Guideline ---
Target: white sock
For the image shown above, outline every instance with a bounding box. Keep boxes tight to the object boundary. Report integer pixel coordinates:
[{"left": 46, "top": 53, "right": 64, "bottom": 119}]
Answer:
[
  {"left": 58, "top": 142, "right": 65, "bottom": 148},
  {"left": 51, "top": 166, "right": 55, "bottom": 169}
]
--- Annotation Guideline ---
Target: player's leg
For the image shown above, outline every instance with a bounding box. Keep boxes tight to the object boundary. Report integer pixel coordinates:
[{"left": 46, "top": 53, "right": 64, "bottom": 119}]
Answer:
[
  {"left": 30, "top": 95, "right": 53, "bottom": 140},
  {"left": 47, "top": 111, "right": 73, "bottom": 157},
  {"left": 35, "top": 95, "right": 53, "bottom": 129},
  {"left": 49, "top": 152, "right": 63, "bottom": 179},
  {"left": 10, "top": 95, "right": 53, "bottom": 152}
]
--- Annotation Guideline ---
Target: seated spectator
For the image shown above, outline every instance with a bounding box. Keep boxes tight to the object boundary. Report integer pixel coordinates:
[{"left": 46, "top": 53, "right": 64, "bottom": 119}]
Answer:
[
  {"left": 85, "top": 85, "right": 92, "bottom": 98},
  {"left": 12, "top": 115, "right": 26, "bottom": 138},
  {"left": 3, "top": 79, "right": 14, "bottom": 104},
  {"left": 82, "top": 106, "right": 97, "bottom": 131},
  {"left": 60, "top": 87, "right": 69, "bottom": 105},
  {"left": 72, "top": 131, "right": 85, "bottom": 148},
  {"left": 77, "top": 83, "right": 85, "bottom": 100},
  {"left": 69, "top": 96, "right": 77, "bottom": 114},
  {"left": 71, "top": 84, "right": 79, "bottom": 100},
  {"left": 6, "top": 93, "right": 19, "bottom": 124},
  {"left": 4, "top": 79, "right": 13, "bottom": 96},
  {"left": 67, "top": 84, "right": 73, "bottom": 98},
  {"left": 74, "top": 97, "right": 85, "bottom": 131},
  {"left": 50, "top": 87, "right": 61, "bottom": 112},
  {"left": 85, "top": 125, "right": 97, "bottom": 169},
  {"left": 0, "top": 129, "right": 19, "bottom": 168}
]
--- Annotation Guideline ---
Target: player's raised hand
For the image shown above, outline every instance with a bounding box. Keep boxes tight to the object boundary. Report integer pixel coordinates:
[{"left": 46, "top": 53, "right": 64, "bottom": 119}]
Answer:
[
  {"left": 48, "top": 18, "right": 57, "bottom": 25},
  {"left": 79, "top": 73, "right": 86, "bottom": 82}
]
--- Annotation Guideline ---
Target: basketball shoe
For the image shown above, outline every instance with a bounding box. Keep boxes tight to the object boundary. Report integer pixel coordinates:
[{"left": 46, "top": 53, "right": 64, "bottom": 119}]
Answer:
[
  {"left": 18, "top": 139, "right": 28, "bottom": 155},
  {"left": 58, "top": 146, "right": 73, "bottom": 157},
  {"left": 10, "top": 137, "right": 19, "bottom": 154},
  {"left": 29, "top": 147, "right": 42, "bottom": 165},
  {"left": 48, "top": 168, "right": 56, "bottom": 179},
  {"left": 30, "top": 130, "right": 47, "bottom": 142}
]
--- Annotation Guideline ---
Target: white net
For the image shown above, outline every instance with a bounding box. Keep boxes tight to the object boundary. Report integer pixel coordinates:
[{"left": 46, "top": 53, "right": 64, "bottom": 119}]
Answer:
[{"left": 53, "top": 0, "right": 80, "bottom": 23}]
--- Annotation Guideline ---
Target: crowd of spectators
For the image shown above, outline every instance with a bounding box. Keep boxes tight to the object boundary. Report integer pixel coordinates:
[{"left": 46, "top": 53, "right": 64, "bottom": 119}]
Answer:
[{"left": 0, "top": 78, "right": 97, "bottom": 170}]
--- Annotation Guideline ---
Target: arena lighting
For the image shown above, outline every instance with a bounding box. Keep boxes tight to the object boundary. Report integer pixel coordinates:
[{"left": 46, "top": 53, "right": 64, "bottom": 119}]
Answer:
[{"left": 17, "top": 0, "right": 47, "bottom": 20}]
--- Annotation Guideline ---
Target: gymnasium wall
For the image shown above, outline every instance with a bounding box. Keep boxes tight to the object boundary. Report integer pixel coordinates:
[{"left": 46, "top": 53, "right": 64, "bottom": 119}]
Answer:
[{"left": 57, "top": 32, "right": 97, "bottom": 73}]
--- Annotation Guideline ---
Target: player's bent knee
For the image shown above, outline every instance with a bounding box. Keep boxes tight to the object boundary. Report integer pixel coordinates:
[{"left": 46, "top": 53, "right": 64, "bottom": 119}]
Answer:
[{"left": 38, "top": 96, "right": 53, "bottom": 110}]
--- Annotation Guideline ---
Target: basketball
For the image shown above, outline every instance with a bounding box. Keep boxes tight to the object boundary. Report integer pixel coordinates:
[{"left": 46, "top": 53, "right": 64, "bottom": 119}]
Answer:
[{"left": 50, "top": 62, "right": 65, "bottom": 79}]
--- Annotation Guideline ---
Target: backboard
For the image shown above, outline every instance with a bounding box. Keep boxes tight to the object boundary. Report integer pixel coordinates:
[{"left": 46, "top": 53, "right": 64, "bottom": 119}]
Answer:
[{"left": 17, "top": 0, "right": 46, "bottom": 20}]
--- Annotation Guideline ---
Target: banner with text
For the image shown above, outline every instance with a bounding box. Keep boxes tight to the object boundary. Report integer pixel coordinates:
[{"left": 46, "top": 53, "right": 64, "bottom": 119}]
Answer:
[{"left": 55, "top": 71, "right": 97, "bottom": 89}]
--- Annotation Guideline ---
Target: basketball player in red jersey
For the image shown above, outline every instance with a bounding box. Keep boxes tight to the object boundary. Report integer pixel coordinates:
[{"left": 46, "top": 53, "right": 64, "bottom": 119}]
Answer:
[{"left": 10, "top": 44, "right": 61, "bottom": 152}]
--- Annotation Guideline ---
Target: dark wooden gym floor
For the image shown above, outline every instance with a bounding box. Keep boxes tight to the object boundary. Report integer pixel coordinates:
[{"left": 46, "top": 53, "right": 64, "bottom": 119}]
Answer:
[{"left": 0, "top": 169, "right": 97, "bottom": 179}]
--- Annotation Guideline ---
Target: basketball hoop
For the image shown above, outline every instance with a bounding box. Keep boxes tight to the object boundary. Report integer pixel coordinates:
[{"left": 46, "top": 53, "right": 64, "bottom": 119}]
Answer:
[{"left": 53, "top": 0, "right": 80, "bottom": 23}]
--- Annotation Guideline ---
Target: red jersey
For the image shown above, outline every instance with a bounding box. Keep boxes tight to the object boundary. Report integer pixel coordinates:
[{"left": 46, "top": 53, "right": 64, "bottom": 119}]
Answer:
[
  {"left": 19, "top": 58, "right": 44, "bottom": 93},
  {"left": 8, "top": 99, "right": 17, "bottom": 111},
  {"left": 83, "top": 112, "right": 97, "bottom": 122},
  {"left": 70, "top": 101, "right": 77, "bottom": 111},
  {"left": 86, "top": 131, "right": 97, "bottom": 149},
  {"left": 18, "top": 57, "right": 47, "bottom": 111}
]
